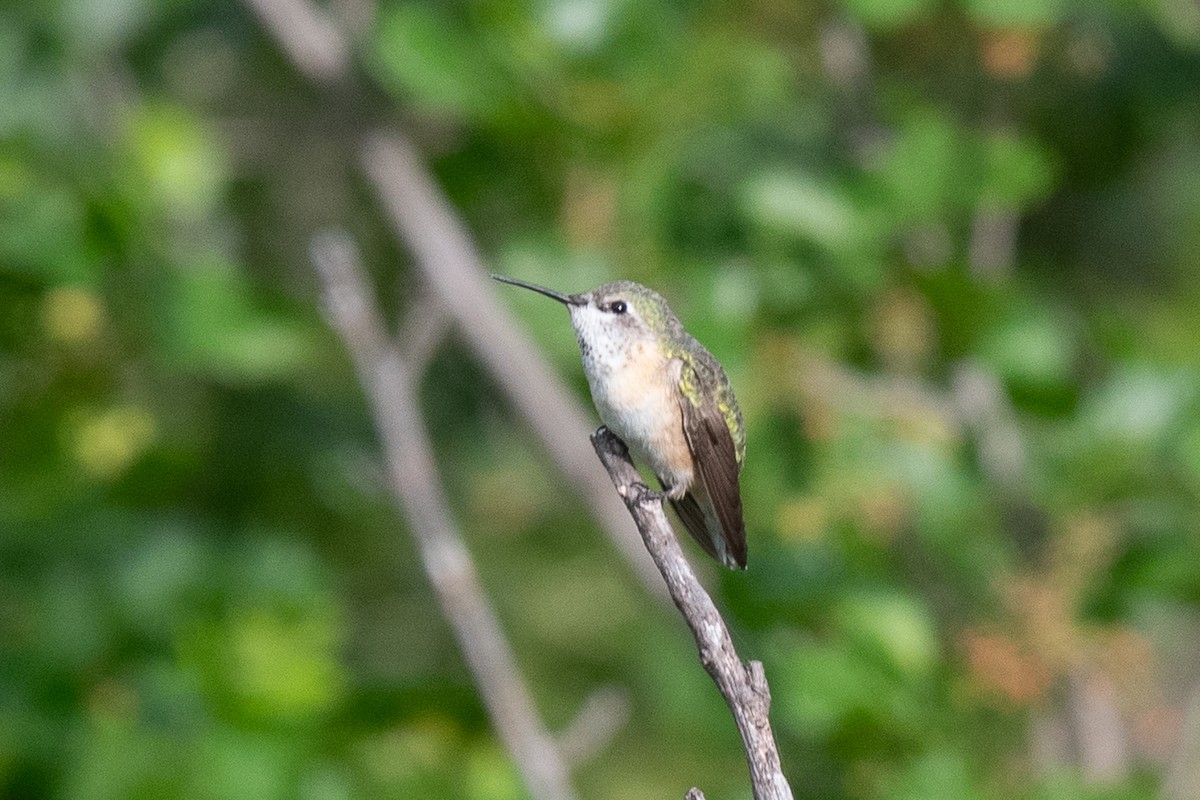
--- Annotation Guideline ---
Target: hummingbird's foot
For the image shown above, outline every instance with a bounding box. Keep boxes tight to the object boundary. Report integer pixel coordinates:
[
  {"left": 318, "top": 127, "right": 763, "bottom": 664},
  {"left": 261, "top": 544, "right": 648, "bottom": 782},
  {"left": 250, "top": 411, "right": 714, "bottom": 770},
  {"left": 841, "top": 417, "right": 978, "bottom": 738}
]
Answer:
[{"left": 630, "top": 483, "right": 667, "bottom": 503}]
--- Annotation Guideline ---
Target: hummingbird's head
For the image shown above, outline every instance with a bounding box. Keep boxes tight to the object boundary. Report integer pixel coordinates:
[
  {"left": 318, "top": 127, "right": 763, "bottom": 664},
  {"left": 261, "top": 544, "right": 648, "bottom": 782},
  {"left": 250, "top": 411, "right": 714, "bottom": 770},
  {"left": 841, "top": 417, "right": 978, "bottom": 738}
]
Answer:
[
  {"left": 492, "top": 276, "right": 682, "bottom": 359},
  {"left": 568, "top": 280, "right": 681, "bottom": 349}
]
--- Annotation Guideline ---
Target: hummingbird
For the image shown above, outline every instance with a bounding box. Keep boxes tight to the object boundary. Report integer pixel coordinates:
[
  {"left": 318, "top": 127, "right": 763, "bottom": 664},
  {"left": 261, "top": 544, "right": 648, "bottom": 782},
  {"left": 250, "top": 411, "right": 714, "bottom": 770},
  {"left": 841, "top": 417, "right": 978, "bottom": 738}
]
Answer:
[{"left": 493, "top": 275, "right": 747, "bottom": 569}]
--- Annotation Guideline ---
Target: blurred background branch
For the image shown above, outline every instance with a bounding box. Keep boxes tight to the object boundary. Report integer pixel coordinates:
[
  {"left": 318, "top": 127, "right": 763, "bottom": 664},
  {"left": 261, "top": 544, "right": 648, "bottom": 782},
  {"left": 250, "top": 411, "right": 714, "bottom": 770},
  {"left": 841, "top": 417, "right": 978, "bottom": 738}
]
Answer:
[
  {"left": 360, "top": 134, "right": 666, "bottom": 599},
  {"left": 244, "top": 0, "right": 351, "bottom": 81},
  {"left": 555, "top": 685, "right": 631, "bottom": 768},
  {"left": 1165, "top": 686, "right": 1200, "bottom": 800},
  {"left": 310, "top": 231, "right": 580, "bottom": 800},
  {"left": 242, "top": 0, "right": 666, "bottom": 602}
]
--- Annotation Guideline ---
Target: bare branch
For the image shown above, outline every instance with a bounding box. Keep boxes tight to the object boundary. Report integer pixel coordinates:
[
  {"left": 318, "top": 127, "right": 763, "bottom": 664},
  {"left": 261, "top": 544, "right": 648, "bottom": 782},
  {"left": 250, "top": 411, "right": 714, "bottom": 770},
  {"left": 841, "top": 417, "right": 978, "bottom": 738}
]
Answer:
[
  {"left": 1165, "top": 685, "right": 1200, "bottom": 800},
  {"left": 310, "top": 230, "right": 580, "bottom": 800},
  {"left": 243, "top": 0, "right": 349, "bottom": 82},
  {"left": 557, "top": 685, "right": 631, "bottom": 768},
  {"left": 362, "top": 133, "right": 666, "bottom": 600},
  {"left": 243, "top": 0, "right": 666, "bottom": 607},
  {"left": 397, "top": 289, "right": 452, "bottom": 377},
  {"left": 1067, "top": 668, "right": 1129, "bottom": 784},
  {"left": 969, "top": 207, "right": 1018, "bottom": 280},
  {"left": 799, "top": 354, "right": 962, "bottom": 437},
  {"left": 950, "top": 360, "right": 1029, "bottom": 491},
  {"left": 590, "top": 428, "right": 794, "bottom": 800},
  {"left": 685, "top": 789, "right": 708, "bottom": 800}
]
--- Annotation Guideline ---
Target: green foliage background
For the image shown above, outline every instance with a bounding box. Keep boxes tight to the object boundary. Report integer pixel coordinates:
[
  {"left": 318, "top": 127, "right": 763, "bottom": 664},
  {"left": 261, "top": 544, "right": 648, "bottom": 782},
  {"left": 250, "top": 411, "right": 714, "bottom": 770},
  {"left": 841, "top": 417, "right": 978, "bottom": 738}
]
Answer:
[{"left": 3, "top": 0, "right": 1200, "bottom": 798}]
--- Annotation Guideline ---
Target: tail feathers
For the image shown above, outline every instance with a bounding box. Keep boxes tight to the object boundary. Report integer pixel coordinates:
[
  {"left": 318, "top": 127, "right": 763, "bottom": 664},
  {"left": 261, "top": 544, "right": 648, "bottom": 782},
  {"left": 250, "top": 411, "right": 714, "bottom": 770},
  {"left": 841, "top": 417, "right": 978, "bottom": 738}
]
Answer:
[{"left": 669, "top": 488, "right": 747, "bottom": 570}]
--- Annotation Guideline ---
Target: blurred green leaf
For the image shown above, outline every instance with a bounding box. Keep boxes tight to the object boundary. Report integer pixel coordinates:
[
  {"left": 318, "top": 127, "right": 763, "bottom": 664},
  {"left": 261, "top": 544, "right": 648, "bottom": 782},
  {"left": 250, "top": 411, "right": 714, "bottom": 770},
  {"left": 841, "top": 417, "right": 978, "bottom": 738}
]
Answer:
[
  {"left": 164, "top": 263, "right": 316, "bottom": 382},
  {"left": 126, "top": 104, "right": 227, "bottom": 220},
  {"left": 0, "top": 173, "right": 95, "bottom": 283},
  {"left": 886, "top": 749, "right": 978, "bottom": 800},
  {"left": 839, "top": 0, "right": 938, "bottom": 31},
  {"left": 742, "top": 172, "right": 859, "bottom": 249},
  {"left": 961, "top": 0, "right": 1067, "bottom": 27},
  {"left": 192, "top": 731, "right": 293, "bottom": 800},
  {"left": 539, "top": 0, "right": 616, "bottom": 54},
  {"left": 35, "top": 575, "right": 110, "bottom": 674},
  {"left": 775, "top": 638, "right": 894, "bottom": 738},
  {"left": 835, "top": 589, "right": 940, "bottom": 681},
  {"left": 878, "top": 112, "right": 972, "bottom": 222},
  {"left": 116, "top": 529, "right": 213, "bottom": 639},
  {"left": 371, "top": 5, "right": 511, "bottom": 119},
  {"left": 976, "top": 302, "right": 1076, "bottom": 393},
  {"left": 62, "top": 713, "right": 184, "bottom": 800},
  {"left": 57, "top": 0, "right": 153, "bottom": 54},
  {"left": 979, "top": 132, "right": 1057, "bottom": 208},
  {"left": 1078, "top": 365, "right": 1195, "bottom": 446},
  {"left": 463, "top": 742, "right": 522, "bottom": 800}
]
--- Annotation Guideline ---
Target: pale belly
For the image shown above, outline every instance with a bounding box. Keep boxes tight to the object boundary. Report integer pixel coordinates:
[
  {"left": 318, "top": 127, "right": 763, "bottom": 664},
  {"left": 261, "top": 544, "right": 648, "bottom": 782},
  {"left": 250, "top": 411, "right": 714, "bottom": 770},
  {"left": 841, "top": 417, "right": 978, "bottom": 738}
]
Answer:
[{"left": 586, "top": 354, "right": 694, "bottom": 491}]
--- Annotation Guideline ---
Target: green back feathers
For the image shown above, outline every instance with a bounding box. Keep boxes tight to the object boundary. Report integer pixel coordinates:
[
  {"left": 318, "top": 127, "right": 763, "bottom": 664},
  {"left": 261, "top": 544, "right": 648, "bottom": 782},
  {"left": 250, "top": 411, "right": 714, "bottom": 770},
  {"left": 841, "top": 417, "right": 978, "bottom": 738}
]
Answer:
[{"left": 676, "top": 338, "right": 745, "bottom": 468}]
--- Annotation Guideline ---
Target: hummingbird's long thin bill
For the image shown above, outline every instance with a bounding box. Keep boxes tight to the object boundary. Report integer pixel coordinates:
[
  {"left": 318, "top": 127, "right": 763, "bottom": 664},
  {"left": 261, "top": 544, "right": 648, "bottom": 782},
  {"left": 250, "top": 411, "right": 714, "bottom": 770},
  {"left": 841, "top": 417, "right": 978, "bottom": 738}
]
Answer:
[{"left": 491, "top": 274, "right": 583, "bottom": 305}]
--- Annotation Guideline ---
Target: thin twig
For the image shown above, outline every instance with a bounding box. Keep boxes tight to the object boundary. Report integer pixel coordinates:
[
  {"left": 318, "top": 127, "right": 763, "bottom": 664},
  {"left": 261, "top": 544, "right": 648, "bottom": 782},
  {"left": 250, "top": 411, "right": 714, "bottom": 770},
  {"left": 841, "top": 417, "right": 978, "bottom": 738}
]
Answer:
[
  {"left": 310, "top": 230, "right": 580, "bottom": 800},
  {"left": 590, "top": 428, "right": 794, "bottom": 800}
]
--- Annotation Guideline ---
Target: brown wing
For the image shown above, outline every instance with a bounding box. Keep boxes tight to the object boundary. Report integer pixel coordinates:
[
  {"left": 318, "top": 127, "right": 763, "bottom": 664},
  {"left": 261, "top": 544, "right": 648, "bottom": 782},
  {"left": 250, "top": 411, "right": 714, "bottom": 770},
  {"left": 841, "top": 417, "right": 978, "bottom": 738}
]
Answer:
[
  {"left": 676, "top": 375, "right": 747, "bottom": 569},
  {"left": 669, "top": 490, "right": 724, "bottom": 564}
]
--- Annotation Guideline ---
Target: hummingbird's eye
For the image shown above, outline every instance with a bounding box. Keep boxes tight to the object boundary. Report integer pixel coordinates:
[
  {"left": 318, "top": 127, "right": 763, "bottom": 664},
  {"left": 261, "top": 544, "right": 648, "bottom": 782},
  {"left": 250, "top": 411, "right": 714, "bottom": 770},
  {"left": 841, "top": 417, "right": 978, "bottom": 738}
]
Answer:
[{"left": 610, "top": 300, "right": 627, "bottom": 315}]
